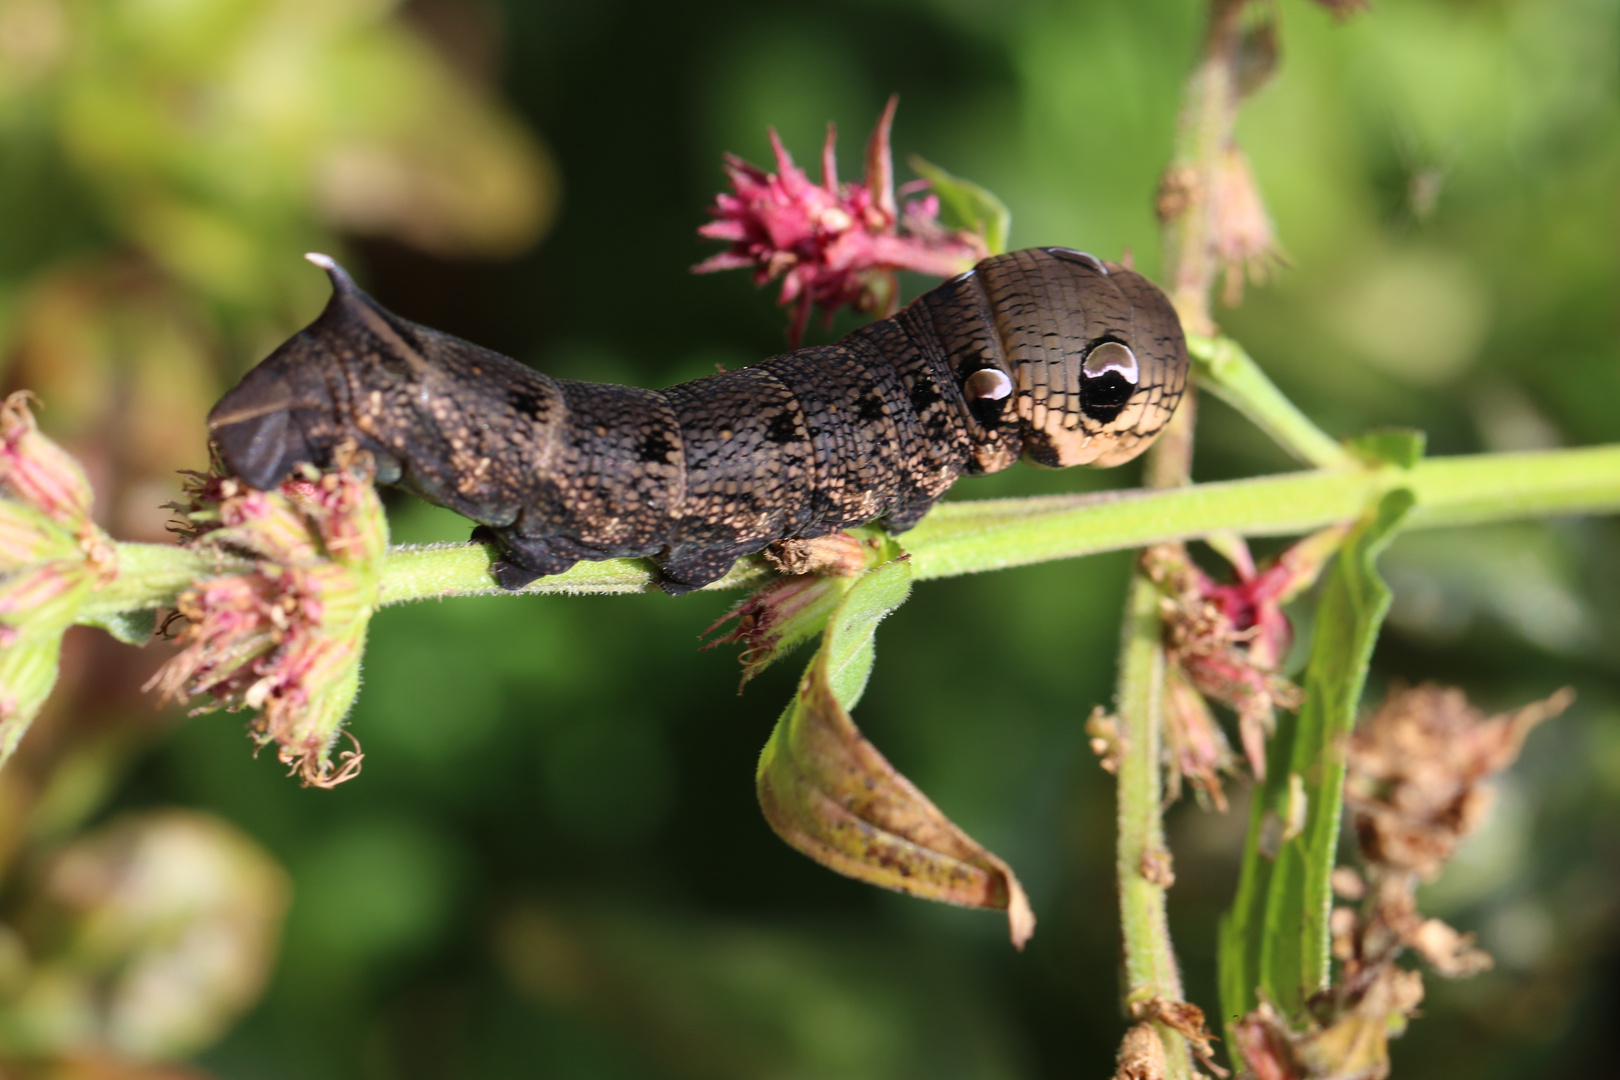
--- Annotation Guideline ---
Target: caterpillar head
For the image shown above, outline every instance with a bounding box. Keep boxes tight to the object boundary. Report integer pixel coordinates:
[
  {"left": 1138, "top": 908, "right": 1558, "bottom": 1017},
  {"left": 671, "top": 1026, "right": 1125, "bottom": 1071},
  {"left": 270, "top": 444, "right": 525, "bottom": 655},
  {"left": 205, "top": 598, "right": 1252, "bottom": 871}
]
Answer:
[{"left": 935, "top": 246, "right": 1190, "bottom": 471}]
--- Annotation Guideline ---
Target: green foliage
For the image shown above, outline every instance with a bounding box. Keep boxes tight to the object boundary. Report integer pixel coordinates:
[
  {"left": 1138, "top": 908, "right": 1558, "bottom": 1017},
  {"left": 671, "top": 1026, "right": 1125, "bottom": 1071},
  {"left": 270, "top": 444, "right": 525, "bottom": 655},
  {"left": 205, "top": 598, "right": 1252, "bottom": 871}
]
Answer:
[
  {"left": 1219, "top": 490, "right": 1412, "bottom": 1026},
  {"left": 1348, "top": 430, "right": 1426, "bottom": 471},
  {"left": 908, "top": 155, "right": 1013, "bottom": 256}
]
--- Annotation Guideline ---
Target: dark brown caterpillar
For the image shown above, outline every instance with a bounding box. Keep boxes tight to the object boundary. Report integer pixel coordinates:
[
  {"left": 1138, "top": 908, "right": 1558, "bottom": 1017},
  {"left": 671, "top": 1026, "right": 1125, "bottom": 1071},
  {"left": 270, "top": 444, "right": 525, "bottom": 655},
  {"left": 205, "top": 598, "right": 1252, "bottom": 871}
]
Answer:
[{"left": 208, "top": 247, "right": 1189, "bottom": 594}]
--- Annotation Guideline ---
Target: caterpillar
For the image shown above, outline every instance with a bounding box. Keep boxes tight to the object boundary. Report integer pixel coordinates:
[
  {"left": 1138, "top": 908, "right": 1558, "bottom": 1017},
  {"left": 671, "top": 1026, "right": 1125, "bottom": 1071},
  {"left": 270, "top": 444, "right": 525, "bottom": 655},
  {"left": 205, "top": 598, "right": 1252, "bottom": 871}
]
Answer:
[{"left": 208, "top": 246, "right": 1189, "bottom": 594}]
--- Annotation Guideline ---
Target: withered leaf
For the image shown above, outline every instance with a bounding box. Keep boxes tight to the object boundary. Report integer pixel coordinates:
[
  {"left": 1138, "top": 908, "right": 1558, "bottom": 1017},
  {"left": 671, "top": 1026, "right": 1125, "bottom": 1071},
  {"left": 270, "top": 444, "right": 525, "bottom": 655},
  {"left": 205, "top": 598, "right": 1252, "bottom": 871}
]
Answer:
[{"left": 754, "top": 556, "right": 1036, "bottom": 948}]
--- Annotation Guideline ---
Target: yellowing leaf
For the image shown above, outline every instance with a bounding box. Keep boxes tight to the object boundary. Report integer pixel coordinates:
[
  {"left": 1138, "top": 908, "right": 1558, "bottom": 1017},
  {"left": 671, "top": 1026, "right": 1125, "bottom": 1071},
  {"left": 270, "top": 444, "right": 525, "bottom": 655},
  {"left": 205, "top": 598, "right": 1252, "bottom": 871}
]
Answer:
[{"left": 755, "top": 557, "right": 1036, "bottom": 949}]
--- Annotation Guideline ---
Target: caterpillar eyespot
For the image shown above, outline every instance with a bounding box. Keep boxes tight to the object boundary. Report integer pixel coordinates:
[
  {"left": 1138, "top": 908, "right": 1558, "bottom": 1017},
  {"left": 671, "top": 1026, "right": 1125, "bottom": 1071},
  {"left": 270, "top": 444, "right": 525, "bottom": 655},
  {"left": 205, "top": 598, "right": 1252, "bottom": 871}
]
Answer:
[
  {"left": 964, "top": 368, "right": 1013, "bottom": 402},
  {"left": 208, "top": 247, "right": 1189, "bottom": 595}
]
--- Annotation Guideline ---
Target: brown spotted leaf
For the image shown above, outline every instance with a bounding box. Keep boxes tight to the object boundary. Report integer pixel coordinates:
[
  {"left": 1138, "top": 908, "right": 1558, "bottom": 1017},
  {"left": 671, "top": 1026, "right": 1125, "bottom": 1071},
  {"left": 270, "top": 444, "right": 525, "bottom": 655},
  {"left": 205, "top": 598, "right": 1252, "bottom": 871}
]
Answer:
[{"left": 755, "top": 556, "right": 1036, "bottom": 948}]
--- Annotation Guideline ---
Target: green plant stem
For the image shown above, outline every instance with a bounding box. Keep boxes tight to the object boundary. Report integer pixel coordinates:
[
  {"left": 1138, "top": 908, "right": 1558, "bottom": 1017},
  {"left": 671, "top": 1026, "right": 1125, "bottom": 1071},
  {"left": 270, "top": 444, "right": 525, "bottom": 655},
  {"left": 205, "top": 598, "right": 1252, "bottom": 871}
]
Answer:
[
  {"left": 370, "top": 541, "right": 767, "bottom": 605},
  {"left": 1114, "top": 367, "right": 1199, "bottom": 1080},
  {"left": 72, "top": 444, "right": 1620, "bottom": 623},
  {"left": 1115, "top": 569, "right": 1190, "bottom": 1068},
  {"left": 1187, "top": 335, "right": 1358, "bottom": 470},
  {"left": 75, "top": 543, "right": 245, "bottom": 620},
  {"left": 908, "top": 443, "right": 1620, "bottom": 579},
  {"left": 1160, "top": 0, "right": 1248, "bottom": 334},
  {"left": 1117, "top": 0, "right": 1255, "bottom": 1065},
  {"left": 400, "top": 443, "right": 1620, "bottom": 598}
]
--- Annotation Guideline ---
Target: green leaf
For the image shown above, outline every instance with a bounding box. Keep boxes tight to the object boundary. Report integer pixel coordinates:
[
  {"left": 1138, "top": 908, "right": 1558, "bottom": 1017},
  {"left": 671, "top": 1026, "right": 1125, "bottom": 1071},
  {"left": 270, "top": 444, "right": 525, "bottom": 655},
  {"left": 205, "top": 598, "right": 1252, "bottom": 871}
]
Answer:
[
  {"left": 80, "top": 608, "right": 157, "bottom": 646},
  {"left": 811, "top": 552, "right": 911, "bottom": 707},
  {"left": 0, "top": 577, "right": 95, "bottom": 768},
  {"left": 1219, "top": 489, "right": 1414, "bottom": 1038},
  {"left": 906, "top": 155, "right": 1011, "bottom": 256},
  {"left": 754, "top": 555, "right": 1035, "bottom": 947},
  {"left": 1347, "top": 429, "right": 1426, "bottom": 470}
]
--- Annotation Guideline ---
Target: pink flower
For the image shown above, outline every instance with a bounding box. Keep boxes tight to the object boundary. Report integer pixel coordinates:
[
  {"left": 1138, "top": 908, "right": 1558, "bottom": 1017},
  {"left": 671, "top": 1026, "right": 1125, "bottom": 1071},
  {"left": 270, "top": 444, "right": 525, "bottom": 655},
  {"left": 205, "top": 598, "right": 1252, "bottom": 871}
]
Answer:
[
  {"left": 1149, "top": 527, "right": 1346, "bottom": 783},
  {"left": 1162, "top": 666, "right": 1238, "bottom": 811},
  {"left": 148, "top": 455, "right": 385, "bottom": 788},
  {"left": 695, "top": 97, "right": 988, "bottom": 344}
]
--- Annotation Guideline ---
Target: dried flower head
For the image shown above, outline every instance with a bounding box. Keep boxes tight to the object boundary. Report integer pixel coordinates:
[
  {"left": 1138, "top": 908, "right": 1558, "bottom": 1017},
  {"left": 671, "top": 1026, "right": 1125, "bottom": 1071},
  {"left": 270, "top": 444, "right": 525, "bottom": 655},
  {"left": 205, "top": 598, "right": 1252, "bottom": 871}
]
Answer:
[
  {"left": 1162, "top": 666, "right": 1238, "bottom": 811},
  {"left": 695, "top": 96, "right": 988, "bottom": 344},
  {"left": 1346, "top": 683, "right": 1572, "bottom": 881},
  {"left": 1148, "top": 527, "right": 1344, "bottom": 787},
  {"left": 147, "top": 451, "right": 386, "bottom": 787},
  {"left": 1129, "top": 996, "right": 1227, "bottom": 1078},
  {"left": 1113, "top": 1022, "right": 1168, "bottom": 1080},
  {"left": 1233, "top": 969, "right": 1424, "bottom": 1080},
  {"left": 1213, "top": 145, "right": 1287, "bottom": 307},
  {"left": 1235, "top": 684, "right": 1570, "bottom": 1079}
]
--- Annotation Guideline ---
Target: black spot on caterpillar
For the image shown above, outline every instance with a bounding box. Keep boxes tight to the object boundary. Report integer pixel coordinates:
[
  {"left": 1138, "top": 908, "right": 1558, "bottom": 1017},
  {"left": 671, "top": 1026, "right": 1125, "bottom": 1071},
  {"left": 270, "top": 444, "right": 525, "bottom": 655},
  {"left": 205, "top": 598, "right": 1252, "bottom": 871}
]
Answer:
[{"left": 208, "top": 247, "right": 1189, "bottom": 595}]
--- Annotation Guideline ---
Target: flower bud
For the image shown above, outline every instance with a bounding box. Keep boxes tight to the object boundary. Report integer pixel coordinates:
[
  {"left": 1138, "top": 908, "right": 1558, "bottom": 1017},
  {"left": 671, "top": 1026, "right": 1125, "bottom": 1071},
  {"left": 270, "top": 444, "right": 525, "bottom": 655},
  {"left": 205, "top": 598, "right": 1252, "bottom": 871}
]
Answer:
[
  {"left": 1, "top": 394, "right": 118, "bottom": 767},
  {"left": 0, "top": 391, "right": 96, "bottom": 528}
]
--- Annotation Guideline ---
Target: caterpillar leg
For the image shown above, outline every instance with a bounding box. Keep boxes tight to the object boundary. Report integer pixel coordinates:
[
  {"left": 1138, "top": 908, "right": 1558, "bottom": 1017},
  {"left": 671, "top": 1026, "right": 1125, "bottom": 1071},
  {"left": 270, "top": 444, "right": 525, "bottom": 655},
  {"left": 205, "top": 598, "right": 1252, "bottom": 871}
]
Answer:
[
  {"left": 471, "top": 526, "right": 580, "bottom": 591},
  {"left": 653, "top": 545, "right": 756, "bottom": 597}
]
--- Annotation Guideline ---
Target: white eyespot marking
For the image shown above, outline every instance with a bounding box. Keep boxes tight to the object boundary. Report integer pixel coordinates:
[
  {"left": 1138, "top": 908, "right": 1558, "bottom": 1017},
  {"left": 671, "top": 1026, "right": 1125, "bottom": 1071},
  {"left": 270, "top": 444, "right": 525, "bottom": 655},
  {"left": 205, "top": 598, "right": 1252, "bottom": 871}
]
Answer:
[
  {"left": 951, "top": 268, "right": 978, "bottom": 284},
  {"left": 1046, "top": 248, "right": 1108, "bottom": 275},
  {"left": 964, "top": 368, "right": 1012, "bottom": 401},
  {"left": 1082, "top": 341, "right": 1138, "bottom": 382}
]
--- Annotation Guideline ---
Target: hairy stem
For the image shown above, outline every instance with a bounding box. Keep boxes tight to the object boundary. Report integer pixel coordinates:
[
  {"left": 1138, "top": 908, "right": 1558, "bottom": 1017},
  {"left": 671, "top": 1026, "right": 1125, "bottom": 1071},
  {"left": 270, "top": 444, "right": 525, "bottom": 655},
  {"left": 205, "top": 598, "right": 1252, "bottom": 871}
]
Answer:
[
  {"left": 77, "top": 543, "right": 246, "bottom": 620},
  {"left": 907, "top": 444, "right": 1620, "bottom": 578},
  {"left": 1160, "top": 0, "right": 1249, "bottom": 335},
  {"left": 1113, "top": 326, "right": 1199, "bottom": 1078},
  {"left": 375, "top": 444, "right": 1620, "bottom": 598},
  {"left": 1129, "top": 1, "right": 1286, "bottom": 1069},
  {"left": 1115, "top": 570, "right": 1188, "bottom": 1054},
  {"left": 72, "top": 444, "right": 1620, "bottom": 622}
]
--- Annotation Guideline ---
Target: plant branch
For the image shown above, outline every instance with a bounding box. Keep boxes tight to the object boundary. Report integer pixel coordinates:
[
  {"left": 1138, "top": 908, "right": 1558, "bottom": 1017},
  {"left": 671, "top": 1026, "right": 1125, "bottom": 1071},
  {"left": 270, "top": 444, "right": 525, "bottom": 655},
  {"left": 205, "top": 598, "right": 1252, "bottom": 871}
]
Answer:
[
  {"left": 908, "top": 445, "right": 1620, "bottom": 576},
  {"left": 1114, "top": 567, "right": 1192, "bottom": 1074},
  {"left": 69, "top": 444, "right": 1620, "bottom": 624},
  {"left": 1187, "top": 335, "right": 1358, "bottom": 470},
  {"left": 1160, "top": 0, "right": 1250, "bottom": 335},
  {"left": 76, "top": 543, "right": 247, "bottom": 620}
]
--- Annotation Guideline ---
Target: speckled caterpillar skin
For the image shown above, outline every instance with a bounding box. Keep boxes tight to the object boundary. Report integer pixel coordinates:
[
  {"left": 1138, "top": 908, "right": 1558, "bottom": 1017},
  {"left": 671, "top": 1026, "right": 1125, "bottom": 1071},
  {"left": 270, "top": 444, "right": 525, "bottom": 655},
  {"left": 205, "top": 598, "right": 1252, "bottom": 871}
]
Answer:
[{"left": 208, "top": 247, "right": 1188, "bottom": 594}]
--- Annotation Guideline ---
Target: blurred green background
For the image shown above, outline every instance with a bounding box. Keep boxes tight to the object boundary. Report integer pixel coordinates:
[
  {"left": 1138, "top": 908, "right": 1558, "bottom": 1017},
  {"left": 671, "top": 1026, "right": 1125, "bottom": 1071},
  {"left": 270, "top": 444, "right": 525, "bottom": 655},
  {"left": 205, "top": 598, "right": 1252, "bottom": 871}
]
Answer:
[{"left": 1, "top": 0, "right": 1618, "bottom": 1076}]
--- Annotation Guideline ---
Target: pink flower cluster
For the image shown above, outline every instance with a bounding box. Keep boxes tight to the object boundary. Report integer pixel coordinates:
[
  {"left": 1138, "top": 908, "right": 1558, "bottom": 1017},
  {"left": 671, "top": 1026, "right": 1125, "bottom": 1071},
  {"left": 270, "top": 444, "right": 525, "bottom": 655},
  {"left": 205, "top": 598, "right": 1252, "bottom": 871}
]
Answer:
[
  {"left": 1149, "top": 527, "right": 1347, "bottom": 802},
  {"left": 149, "top": 459, "right": 385, "bottom": 788},
  {"left": 695, "top": 97, "right": 987, "bottom": 344}
]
